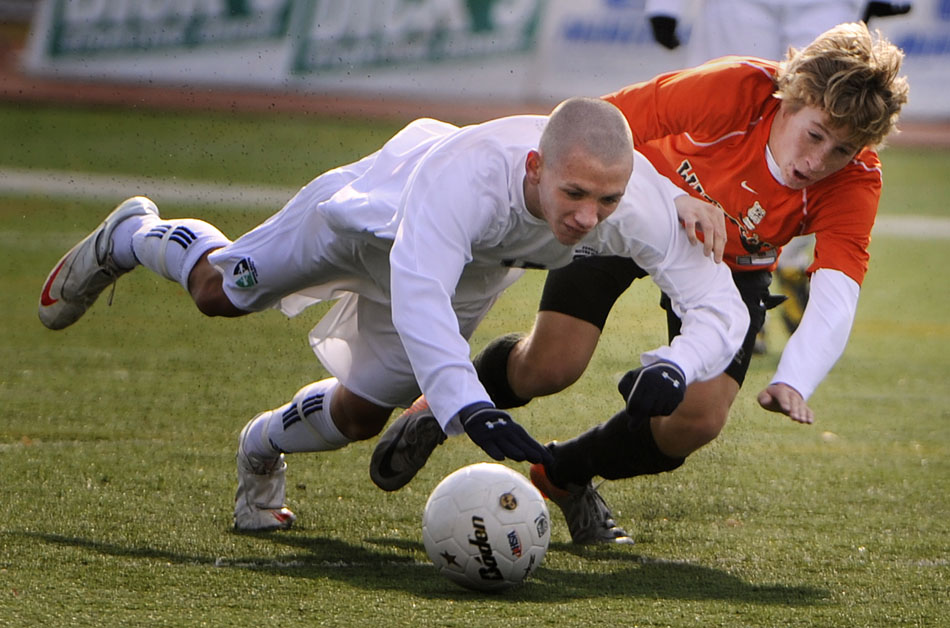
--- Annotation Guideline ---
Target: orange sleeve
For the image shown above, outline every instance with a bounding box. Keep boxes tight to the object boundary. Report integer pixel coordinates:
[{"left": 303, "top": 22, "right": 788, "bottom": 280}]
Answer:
[
  {"left": 603, "top": 57, "right": 779, "bottom": 146},
  {"left": 806, "top": 152, "right": 882, "bottom": 285}
]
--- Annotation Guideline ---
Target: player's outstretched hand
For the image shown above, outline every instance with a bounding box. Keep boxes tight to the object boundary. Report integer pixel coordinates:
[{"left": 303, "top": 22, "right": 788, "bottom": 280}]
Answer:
[
  {"left": 673, "top": 195, "right": 726, "bottom": 263},
  {"left": 618, "top": 361, "right": 686, "bottom": 418},
  {"left": 460, "top": 402, "right": 553, "bottom": 465},
  {"left": 757, "top": 382, "right": 815, "bottom": 424},
  {"left": 648, "top": 15, "right": 680, "bottom": 49},
  {"left": 862, "top": 1, "right": 912, "bottom": 23}
]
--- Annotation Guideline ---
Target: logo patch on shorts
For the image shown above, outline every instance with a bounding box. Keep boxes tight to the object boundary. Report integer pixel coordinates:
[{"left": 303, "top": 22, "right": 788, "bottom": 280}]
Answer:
[{"left": 233, "top": 257, "right": 258, "bottom": 288}]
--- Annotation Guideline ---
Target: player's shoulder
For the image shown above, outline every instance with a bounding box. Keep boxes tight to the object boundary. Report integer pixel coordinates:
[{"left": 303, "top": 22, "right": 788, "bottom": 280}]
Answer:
[
  {"left": 851, "top": 147, "right": 883, "bottom": 176},
  {"left": 411, "top": 115, "right": 543, "bottom": 182},
  {"left": 661, "top": 56, "right": 778, "bottom": 129},
  {"left": 822, "top": 147, "right": 883, "bottom": 189},
  {"left": 428, "top": 115, "right": 545, "bottom": 163},
  {"left": 457, "top": 115, "right": 547, "bottom": 144},
  {"left": 705, "top": 55, "right": 777, "bottom": 77},
  {"left": 689, "top": 56, "right": 778, "bottom": 93}
]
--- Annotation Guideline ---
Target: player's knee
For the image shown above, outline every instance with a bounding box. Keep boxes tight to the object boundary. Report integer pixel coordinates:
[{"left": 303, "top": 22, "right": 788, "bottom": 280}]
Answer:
[
  {"left": 521, "top": 359, "right": 584, "bottom": 397},
  {"left": 690, "top": 411, "right": 727, "bottom": 447},
  {"left": 508, "top": 314, "right": 599, "bottom": 399},
  {"left": 673, "top": 403, "right": 729, "bottom": 448}
]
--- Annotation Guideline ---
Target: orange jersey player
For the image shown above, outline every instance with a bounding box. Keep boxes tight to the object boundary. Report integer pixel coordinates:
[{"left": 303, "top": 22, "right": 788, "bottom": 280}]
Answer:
[{"left": 605, "top": 56, "right": 880, "bottom": 284}]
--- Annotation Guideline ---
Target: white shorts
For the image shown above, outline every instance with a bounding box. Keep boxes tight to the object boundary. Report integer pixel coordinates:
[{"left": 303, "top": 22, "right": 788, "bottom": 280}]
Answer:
[
  {"left": 207, "top": 161, "right": 380, "bottom": 314},
  {"left": 207, "top": 160, "right": 502, "bottom": 409}
]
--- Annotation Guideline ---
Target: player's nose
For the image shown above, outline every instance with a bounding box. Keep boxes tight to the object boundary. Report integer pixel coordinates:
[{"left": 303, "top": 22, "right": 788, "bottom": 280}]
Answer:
[{"left": 574, "top": 202, "right": 599, "bottom": 230}]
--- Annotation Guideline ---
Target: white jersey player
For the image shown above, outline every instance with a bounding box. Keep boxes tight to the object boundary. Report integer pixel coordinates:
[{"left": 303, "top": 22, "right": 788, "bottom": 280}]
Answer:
[{"left": 38, "top": 98, "right": 747, "bottom": 532}]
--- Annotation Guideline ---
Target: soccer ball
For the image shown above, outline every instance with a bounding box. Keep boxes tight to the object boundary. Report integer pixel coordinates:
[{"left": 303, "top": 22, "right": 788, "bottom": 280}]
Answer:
[{"left": 421, "top": 462, "right": 550, "bottom": 592}]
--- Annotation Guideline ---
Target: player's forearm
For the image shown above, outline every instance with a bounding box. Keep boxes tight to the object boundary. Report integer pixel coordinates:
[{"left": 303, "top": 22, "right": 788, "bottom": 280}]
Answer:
[
  {"left": 644, "top": 298, "right": 749, "bottom": 384},
  {"left": 772, "top": 269, "right": 860, "bottom": 400},
  {"left": 643, "top": 263, "right": 749, "bottom": 384},
  {"left": 389, "top": 256, "right": 491, "bottom": 435}
]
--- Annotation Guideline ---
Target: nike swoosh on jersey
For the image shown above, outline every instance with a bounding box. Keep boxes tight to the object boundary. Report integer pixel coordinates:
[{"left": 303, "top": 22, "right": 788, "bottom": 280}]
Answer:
[
  {"left": 740, "top": 180, "right": 758, "bottom": 194},
  {"left": 40, "top": 259, "right": 67, "bottom": 306}
]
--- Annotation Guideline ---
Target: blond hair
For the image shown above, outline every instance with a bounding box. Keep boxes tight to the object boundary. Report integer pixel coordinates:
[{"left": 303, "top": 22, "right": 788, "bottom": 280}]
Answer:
[{"left": 775, "top": 22, "right": 909, "bottom": 148}]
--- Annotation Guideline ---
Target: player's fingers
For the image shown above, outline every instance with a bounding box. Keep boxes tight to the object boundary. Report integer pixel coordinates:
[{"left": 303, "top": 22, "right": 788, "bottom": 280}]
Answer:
[
  {"left": 500, "top": 440, "right": 528, "bottom": 462},
  {"left": 507, "top": 429, "right": 543, "bottom": 463},
  {"left": 711, "top": 228, "right": 725, "bottom": 263},
  {"left": 702, "top": 228, "right": 715, "bottom": 258},
  {"left": 517, "top": 434, "right": 553, "bottom": 466},
  {"left": 789, "top": 407, "right": 809, "bottom": 424},
  {"left": 684, "top": 218, "right": 700, "bottom": 246},
  {"left": 479, "top": 440, "right": 506, "bottom": 461},
  {"left": 799, "top": 403, "right": 815, "bottom": 425},
  {"left": 709, "top": 212, "right": 726, "bottom": 263}
]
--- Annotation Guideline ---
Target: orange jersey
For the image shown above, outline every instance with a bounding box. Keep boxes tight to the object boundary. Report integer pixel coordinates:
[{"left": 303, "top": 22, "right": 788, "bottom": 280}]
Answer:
[{"left": 604, "top": 57, "right": 881, "bottom": 285}]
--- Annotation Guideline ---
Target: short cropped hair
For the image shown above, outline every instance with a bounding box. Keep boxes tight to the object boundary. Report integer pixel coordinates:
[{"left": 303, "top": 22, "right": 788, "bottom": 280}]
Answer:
[
  {"left": 540, "top": 97, "right": 634, "bottom": 167},
  {"left": 775, "top": 22, "right": 909, "bottom": 148}
]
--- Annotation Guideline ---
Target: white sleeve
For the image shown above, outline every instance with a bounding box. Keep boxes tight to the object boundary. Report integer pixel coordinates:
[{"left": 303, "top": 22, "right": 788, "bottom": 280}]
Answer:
[
  {"left": 642, "top": 255, "right": 749, "bottom": 385},
  {"left": 388, "top": 144, "right": 503, "bottom": 434},
  {"left": 617, "top": 158, "right": 749, "bottom": 384},
  {"left": 771, "top": 268, "right": 859, "bottom": 400}
]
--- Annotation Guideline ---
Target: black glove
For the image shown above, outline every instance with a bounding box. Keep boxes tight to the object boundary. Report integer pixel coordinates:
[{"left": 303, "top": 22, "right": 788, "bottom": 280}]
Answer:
[
  {"left": 618, "top": 361, "right": 686, "bottom": 418},
  {"left": 649, "top": 15, "right": 680, "bottom": 50},
  {"left": 460, "top": 402, "right": 553, "bottom": 465},
  {"left": 862, "top": 1, "right": 912, "bottom": 23}
]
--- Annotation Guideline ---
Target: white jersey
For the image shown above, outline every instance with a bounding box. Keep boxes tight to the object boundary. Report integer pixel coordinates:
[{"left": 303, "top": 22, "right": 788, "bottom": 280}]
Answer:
[{"left": 213, "top": 115, "right": 748, "bottom": 432}]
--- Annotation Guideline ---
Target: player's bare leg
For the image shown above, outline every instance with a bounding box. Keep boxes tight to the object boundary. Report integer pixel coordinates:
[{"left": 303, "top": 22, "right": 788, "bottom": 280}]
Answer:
[
  {"left": 507, "top": 310, "right": 602, "bottom": 400},
  {"left": 186, "top": 250, "right": 247, "bottom": 317},
  {"left": 650, "top": 373, "right": 738, "bottom": 458}
]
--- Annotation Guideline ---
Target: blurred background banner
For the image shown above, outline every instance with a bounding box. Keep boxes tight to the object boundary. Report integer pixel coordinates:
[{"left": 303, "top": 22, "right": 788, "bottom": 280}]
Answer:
[{"left": 16, "top": 0, "right": 950, "bottom": 118}]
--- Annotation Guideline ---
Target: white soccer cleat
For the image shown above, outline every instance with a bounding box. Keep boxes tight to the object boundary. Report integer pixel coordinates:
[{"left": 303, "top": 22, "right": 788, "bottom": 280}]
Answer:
[
  {"left": 234, "top": 418, "right": 296, "bottom": 531},
  {"left": 38, "top": 196, "right": 159, "bottom": 330}
]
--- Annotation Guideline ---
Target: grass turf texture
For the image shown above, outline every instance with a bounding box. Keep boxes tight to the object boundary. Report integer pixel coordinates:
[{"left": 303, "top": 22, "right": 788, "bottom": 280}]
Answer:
[{"left": 0, "top": 104, "right": 947, "bottom": 626}]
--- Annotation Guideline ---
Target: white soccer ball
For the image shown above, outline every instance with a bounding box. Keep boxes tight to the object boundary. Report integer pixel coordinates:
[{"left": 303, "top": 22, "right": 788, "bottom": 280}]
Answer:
[{"left": 421, "top": 462, "right": 550, "bottom": 592}]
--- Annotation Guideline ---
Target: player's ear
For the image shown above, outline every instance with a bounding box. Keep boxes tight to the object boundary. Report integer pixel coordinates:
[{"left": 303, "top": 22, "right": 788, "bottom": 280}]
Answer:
[{"left": 525, "top": 150, "right": 542, "bottom": 185}]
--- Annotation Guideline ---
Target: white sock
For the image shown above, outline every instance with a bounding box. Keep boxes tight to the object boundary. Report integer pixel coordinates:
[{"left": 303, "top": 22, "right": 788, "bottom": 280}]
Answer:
[
  {"left": 131, "top": 218, "right": 230, "bottom": 290},
  {"left": 245, "top": 379, "right": 352, "bottom": 458},
  {"left": 110, "top": 214, "right": 156, "bottom": 270}
]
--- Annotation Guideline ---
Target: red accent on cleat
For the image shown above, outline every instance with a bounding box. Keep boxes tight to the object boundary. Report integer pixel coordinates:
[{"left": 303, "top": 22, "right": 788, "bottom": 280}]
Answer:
[{"left": 40, "top": 259, "right": 67, "bottom": 306}]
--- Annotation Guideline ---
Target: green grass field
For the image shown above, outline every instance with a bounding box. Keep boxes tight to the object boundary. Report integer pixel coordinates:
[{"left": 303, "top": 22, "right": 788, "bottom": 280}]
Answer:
[{"left": 0, "top": 104, "right": 948, "bottom": 627}]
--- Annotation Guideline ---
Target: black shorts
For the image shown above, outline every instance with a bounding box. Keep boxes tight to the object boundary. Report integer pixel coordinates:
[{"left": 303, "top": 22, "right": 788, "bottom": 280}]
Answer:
[{"left": 538, "top": 255, "right": 773, "bottom": 387}]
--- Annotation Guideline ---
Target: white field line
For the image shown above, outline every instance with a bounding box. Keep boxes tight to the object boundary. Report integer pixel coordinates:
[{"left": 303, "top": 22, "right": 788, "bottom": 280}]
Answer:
[
  {"left": 0, "top": 167, "right": 294, "bottom": 209},
  {"left": 1, "top": 167, "right": 948, "bottom": 238}
]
